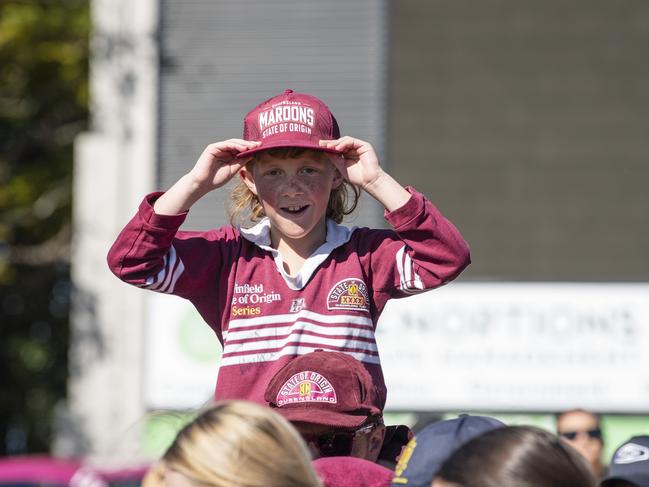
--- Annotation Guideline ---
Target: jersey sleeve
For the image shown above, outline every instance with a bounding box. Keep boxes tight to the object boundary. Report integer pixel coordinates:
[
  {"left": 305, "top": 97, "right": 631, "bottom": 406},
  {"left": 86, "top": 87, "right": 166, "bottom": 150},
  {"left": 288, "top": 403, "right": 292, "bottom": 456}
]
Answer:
[
  {"left": 361, "top": 187, "right": 471, "bottom": 313},
  {"left": 106, "top": 192, "right": 238, "bottom": 299}
]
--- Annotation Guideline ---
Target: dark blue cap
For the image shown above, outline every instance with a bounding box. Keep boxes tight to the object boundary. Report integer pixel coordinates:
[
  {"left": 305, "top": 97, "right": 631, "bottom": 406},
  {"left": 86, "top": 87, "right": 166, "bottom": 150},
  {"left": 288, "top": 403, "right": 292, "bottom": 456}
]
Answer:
[
  {"left": 392, "top": 414, "right": 505, "bottom": 486},
  {"left": 601, "top": 436, "right": 649, "bottom": 487}
]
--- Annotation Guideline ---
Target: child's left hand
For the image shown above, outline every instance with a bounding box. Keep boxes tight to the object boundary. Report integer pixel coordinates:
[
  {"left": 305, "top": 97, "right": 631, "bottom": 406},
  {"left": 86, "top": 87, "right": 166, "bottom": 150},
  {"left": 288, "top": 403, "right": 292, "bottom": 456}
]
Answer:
[
  {"left": 320, "top": 136, "right": 411, "bottom": 212},
  {"left": 319, "top": 136, "right": 385, "bottom": 192}
]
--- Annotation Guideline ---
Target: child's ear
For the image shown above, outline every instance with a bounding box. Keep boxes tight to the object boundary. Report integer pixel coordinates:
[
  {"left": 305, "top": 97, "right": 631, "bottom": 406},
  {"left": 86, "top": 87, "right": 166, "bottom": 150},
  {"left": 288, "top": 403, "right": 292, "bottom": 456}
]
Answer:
[{"left": 239, "top": 167, "right": 258, "bottom": 196}]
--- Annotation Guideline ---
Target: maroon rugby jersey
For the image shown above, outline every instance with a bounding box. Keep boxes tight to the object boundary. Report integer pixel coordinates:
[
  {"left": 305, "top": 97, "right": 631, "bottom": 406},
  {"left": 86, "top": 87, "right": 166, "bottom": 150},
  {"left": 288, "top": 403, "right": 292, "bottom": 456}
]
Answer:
[{"left": 107, "top": 187, "right": 470, "bottom": 407}]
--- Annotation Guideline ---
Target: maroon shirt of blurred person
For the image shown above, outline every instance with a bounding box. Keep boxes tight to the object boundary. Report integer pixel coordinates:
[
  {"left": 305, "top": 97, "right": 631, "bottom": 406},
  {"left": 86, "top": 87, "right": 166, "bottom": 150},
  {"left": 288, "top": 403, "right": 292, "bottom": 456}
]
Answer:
[
  {"left": 313, "top": 456, "right": 394, "bottom": 487},
  {"left": 556, "top": 408, "right": 606, "bottom": 479}
]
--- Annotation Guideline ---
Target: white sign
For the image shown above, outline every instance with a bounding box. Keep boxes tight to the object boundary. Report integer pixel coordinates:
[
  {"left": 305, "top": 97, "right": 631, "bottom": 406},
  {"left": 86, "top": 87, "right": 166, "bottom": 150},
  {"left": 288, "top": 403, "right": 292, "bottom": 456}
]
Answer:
[
  {"left": 377, "top": 282, "right": 649, "bottom": 412},
  {"left": 144, "top": 293, "right": 222, "bottom": 409}
]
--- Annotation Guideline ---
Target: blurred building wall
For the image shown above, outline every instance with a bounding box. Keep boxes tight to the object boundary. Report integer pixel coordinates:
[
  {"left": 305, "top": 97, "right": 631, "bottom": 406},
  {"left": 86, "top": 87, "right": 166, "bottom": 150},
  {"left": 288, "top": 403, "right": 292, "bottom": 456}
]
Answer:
[{"left": 390, "top": 1, "right": 649, "bottom": 280}]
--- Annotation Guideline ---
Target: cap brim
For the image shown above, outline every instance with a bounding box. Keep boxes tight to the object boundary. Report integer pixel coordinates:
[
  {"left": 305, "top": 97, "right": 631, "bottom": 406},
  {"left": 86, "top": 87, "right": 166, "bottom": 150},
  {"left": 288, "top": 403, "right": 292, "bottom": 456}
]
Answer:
[
  {"left": 236, "top": 140, "right": 343, "bottom": 158},
  {"left": 275, "top": 407, "right": 370, "bottom": 430}
]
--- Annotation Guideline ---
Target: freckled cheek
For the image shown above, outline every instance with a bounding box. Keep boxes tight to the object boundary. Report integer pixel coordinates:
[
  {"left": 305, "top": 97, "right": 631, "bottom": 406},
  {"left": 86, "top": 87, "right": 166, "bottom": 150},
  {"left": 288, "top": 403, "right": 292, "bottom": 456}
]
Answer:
[
  {"left": 302, "top": 173, "right": 335, "bottom": 192},
  {"left": 254, "top": 181, "right": 278, "bottom": 200},
  {"left": 300, "top": 179, "right": 322, "bottom": 193}
]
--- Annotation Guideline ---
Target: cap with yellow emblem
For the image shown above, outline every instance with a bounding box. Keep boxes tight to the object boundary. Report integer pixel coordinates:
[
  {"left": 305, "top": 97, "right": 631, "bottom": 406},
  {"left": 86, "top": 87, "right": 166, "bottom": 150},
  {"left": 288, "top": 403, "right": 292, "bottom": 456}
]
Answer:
[{"left": 264, "top": 350, "right": 383, "bottom": 430}]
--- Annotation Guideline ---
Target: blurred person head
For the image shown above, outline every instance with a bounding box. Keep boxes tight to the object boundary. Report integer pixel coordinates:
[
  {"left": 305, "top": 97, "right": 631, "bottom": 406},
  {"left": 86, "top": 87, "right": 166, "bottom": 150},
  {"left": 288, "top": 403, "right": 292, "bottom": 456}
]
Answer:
[
  {"left": 556, "top": 408, "right": 605, "bottom": 477},
  {"left": 159, "top": 400, "right": 321, "bottom": 487},
  {"left": 600, "top": 436, "right": 649, "bottom": 487},
  {"left": 432, "top": 425, "right": 595, "bottom": 487},
  {"left": 391, "top": 414, "right": 505, "bottom": 486},
  {"left": 264, "top": 350, "right": 386, "bottom": 462}
]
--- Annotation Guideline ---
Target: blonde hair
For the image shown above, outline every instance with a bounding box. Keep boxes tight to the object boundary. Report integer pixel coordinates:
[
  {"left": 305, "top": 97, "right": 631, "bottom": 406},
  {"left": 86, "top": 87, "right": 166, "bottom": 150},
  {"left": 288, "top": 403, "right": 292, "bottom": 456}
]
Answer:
[
  {"left": 162, "top": 400, "right": 322, "bottom": 487},
  {"left": 229, "top": 148, "right": 360, "bottom": 226}
]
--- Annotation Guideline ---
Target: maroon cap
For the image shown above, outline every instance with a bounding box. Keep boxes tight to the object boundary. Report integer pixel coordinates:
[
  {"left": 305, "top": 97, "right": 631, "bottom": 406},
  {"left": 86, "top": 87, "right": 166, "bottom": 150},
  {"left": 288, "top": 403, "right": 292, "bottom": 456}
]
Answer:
[
  {"left": 237, "top": 89, "right": 342, "bottom": 158},
  {"left": 264, "top": 351, "right": 383, "bottom": 429}
]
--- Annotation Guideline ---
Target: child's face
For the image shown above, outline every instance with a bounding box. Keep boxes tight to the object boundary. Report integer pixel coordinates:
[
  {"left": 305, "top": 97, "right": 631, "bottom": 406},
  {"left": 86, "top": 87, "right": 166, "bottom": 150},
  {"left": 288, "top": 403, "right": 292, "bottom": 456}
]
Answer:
[{"left": 240, "top": 151, "right": 342, "bottom": 248}]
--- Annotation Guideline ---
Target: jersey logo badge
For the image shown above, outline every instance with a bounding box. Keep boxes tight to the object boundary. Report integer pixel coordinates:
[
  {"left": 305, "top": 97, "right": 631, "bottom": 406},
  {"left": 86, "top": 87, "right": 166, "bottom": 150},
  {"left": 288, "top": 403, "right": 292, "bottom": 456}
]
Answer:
[
  {"left": 327, "top": 278, "right": 370, "bottom": 313},
  {"left": 276, "top": 371, "right": 337, "bottom": 406}
]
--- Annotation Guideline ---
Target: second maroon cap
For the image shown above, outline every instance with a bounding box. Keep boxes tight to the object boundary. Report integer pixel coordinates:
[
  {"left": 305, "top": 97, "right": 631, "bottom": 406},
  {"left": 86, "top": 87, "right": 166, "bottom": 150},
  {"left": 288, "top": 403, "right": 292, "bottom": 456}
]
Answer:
[
  {"left": 237, "top": 89, "right": 342, "bottom": 158},
  {"left": 264, "top": 350, "right": 383, "bottom": 429}
]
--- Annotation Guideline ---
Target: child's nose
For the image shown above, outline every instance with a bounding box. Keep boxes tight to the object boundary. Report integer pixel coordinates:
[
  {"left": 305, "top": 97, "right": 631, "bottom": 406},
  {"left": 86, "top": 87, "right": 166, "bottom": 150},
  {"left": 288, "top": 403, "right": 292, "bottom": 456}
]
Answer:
[{"left": 282, "top": 176, "right": 304, "bottom": 196}]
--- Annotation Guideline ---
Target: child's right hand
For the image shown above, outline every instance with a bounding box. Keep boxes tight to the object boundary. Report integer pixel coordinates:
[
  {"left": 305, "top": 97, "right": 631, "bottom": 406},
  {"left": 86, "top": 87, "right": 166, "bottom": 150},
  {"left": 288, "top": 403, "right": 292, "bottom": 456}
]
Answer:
[
  {"left": 189, "top": 139, "right": 261, "bottom": 192},
  {"left": 153, "top": 139, "right": 260, "bottom": 215}
]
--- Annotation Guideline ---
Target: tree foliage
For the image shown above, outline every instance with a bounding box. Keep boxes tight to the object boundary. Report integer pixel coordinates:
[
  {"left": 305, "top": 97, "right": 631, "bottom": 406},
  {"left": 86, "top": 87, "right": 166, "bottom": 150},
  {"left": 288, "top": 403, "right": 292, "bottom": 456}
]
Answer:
[{"left": 0, "top": 0, "right": 89, "bottom": 454}]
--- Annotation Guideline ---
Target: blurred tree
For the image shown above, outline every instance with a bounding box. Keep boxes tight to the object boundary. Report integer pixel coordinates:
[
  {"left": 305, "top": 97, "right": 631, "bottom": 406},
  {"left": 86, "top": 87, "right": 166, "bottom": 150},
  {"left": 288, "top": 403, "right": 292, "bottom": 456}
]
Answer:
[{"left": 0, "top": 0, "right": 89, "bottom": 454}]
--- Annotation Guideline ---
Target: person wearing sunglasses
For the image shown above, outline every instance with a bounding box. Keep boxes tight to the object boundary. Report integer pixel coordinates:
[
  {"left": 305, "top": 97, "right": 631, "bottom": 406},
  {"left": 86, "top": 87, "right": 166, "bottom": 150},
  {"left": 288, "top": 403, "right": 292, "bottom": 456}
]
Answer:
[
  {"left": 295, "top": 417, "right": 386, "bottom": 460},
  {"left": 556, "top": 408, "right": 607, "bottom": 480},
  {"left": 264, "top": 350, "right": 412, "bottom": 474}
]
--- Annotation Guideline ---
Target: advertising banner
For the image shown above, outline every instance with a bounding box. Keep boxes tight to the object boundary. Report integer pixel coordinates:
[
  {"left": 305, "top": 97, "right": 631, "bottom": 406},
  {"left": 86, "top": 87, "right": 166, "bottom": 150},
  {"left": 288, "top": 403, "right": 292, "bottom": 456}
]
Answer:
[{"left": 377, "top": 282, "right": 649, "bottom": 412}]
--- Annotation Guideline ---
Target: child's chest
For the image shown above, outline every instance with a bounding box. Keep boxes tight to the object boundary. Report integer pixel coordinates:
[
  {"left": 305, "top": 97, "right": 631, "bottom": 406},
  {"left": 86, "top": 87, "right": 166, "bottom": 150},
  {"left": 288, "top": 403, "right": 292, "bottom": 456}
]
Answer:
[
  {"left": 227, "top": 250, "right": 372, "bottom": 321},
  {"left": 219, "top": 249, "right": 379, "bottom": 367}
]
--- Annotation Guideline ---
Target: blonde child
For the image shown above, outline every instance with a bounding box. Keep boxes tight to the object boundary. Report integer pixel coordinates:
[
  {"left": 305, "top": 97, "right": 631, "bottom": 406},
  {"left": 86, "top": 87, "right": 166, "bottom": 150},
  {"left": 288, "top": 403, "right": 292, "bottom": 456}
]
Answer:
[
  {"left": 154, "top": 400, "right": 321, "bottom": 487},
  {"left": 107, "top": 89, "right": 470, "bottom": 407}
]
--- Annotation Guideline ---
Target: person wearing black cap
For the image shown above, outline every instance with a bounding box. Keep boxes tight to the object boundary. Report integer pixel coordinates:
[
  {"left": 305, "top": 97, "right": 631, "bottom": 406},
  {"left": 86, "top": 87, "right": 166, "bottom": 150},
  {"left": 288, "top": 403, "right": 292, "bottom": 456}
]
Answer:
[{"left": 601, "top": 436, "right": 649, "bottom": 487}]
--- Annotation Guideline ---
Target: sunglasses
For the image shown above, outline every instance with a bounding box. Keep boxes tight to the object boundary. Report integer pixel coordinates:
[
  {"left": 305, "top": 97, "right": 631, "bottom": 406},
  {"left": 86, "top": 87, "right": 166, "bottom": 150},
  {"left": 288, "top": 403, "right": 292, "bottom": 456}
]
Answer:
[
  {"left": 559, "top": 428, "right": 602, "bottom": 441},
  {"left": 302, "top": 422, "right": 378, "bottom": 457}
]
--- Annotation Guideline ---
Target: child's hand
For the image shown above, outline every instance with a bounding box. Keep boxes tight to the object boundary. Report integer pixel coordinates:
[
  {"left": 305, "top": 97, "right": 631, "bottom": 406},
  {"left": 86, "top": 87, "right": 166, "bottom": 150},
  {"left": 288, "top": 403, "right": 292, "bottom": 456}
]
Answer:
[
  {"left": 190, "top": 139, "right": 261, "bottom": 192},
  {"left": 153, "top": 139, "right": 260, "bottom": 215},
  {"left": 320, "top": 136, "right": 411, "bottom": 212},
  {"left": 319, "top": 136, "right": 384, "bottom": 192}
]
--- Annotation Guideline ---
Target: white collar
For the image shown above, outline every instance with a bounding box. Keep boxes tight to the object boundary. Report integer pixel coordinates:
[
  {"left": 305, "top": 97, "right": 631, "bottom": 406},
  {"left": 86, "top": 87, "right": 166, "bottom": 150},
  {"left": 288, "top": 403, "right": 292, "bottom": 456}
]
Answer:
[{"left": 239, "top": 218, "right": 356, "bottom": 290}]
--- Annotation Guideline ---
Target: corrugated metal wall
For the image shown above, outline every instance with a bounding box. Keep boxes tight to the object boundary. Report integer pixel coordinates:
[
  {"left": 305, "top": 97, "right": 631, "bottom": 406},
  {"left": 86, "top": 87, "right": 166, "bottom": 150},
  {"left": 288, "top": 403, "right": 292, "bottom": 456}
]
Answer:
[
  {"left": 158, "top": 0, "right": 388, "bottom": 229},
  {"left": 390, "top": 0, "right": 649, "bottom": 280}
]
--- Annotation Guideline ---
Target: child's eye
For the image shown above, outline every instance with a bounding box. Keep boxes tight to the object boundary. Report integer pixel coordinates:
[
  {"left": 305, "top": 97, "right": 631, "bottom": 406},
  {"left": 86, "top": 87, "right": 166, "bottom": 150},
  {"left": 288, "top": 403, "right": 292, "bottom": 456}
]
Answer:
[
  {"left": 266, "top": 169, "right": 282, "bottom": 176},
  {"left": 301, "top": 167, "right": 317, "bottom": 175}
]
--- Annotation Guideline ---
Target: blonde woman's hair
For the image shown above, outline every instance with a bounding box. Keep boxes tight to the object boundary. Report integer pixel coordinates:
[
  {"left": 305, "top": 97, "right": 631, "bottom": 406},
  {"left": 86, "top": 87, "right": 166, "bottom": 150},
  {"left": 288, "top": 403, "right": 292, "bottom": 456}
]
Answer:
[
  {"left": 229, "top": 148, "right": 360, "bottom": 226},
  {"left": 162, "top": 400, "right": 322, "bottom": 487}
]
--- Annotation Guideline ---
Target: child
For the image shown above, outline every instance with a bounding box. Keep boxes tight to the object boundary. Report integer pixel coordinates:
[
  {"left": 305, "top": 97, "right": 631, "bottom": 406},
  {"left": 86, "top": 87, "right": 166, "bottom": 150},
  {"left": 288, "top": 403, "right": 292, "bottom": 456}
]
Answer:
[{"left": 107, "top": 89, "right": 470, "bottom": 408}]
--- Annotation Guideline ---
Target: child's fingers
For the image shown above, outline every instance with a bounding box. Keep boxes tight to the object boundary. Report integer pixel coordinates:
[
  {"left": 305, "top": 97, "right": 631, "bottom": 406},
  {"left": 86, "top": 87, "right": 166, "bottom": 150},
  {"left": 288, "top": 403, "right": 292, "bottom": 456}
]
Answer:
[
  {"left": 319, "top": 139, "right": 339, "bottom": 149},
  {"left": 222, "top": 138, "right": 260, "bottom": 148},
  {"left": 321, "top": 136, "right": 364, "bottom": 154},
  {"left": 234, "top": 155, "right": 254, "bottom": 167},
  {"left": 207, "top": 139, "right": 261, "bottom": 155}
]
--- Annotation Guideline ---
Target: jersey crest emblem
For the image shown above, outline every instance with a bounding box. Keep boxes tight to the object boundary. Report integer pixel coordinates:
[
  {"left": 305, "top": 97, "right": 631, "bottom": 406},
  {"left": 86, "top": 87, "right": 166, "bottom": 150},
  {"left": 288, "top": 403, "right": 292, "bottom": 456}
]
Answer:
[
  {"left": 327, "top": 278, "right": 370, "bottom": 313},
  {"left": 276, "top": 371, "right": 337, "bottom": 406}
]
